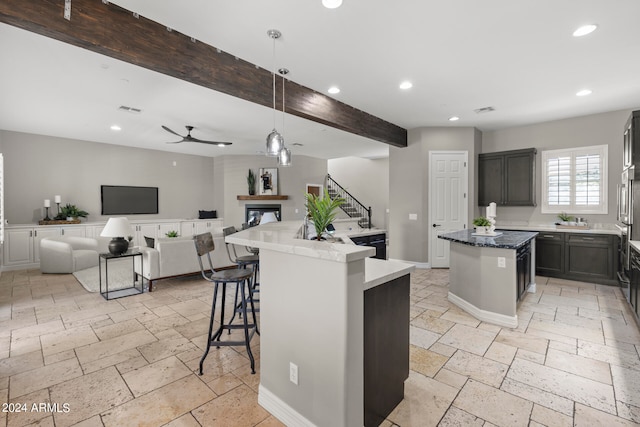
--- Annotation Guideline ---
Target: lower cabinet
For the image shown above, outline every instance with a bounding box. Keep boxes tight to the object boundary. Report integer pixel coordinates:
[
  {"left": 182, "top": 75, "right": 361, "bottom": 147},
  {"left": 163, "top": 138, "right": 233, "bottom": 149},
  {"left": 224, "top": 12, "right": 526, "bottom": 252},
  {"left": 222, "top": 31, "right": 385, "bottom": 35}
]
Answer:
[
  {"left": 516, "top": 243, "right": 531, "bottom": 300},
  {"left": 630, "top": 247, "right": 640, "bottom": 316},
  {"left": 535, "top": 232, "right": 564, "bottom": 275},
  {"left": 3, "top": 227, "right": 60, "bottom": 267},
  {"left": 535, "top": 232, "right": 618, "bottom": 285},
  {"left": 350, "top": 233, "right": 387, "bottom": 260}
]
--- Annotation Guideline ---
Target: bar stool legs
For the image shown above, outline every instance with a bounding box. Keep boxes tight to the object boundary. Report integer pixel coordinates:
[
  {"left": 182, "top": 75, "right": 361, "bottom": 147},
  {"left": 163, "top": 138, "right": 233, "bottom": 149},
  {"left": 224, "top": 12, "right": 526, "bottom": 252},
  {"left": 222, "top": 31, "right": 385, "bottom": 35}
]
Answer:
[{"left": 199, "top": 274, "right": 259, "bottom": 375}]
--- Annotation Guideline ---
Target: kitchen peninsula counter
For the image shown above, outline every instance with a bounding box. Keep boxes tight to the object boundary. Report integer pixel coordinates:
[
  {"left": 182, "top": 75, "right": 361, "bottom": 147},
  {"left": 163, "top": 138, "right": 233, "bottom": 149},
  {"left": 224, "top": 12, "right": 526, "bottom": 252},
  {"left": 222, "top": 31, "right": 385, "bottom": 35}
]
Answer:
[
  {"left": 226, "top": 221, "right": 414, "bottom": 427},
  {"left": 438, "top": 229, "right": 538, "bottom": 328}
]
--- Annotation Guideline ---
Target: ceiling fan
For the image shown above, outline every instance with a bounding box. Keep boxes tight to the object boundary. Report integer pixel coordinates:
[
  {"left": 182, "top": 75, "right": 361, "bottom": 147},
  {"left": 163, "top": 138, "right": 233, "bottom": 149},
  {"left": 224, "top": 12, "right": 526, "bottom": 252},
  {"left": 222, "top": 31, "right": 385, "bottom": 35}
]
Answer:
[{"left": 161, "top": 125, "right": 232, "bottom": 146}]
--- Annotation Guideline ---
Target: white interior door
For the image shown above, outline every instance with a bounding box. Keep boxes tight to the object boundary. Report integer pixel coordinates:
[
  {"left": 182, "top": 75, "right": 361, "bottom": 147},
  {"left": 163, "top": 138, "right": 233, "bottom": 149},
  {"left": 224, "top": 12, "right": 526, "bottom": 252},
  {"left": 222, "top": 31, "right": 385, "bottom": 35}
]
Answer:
[{"left": 429, "top": 151, "right": 468, "bottom": 268}]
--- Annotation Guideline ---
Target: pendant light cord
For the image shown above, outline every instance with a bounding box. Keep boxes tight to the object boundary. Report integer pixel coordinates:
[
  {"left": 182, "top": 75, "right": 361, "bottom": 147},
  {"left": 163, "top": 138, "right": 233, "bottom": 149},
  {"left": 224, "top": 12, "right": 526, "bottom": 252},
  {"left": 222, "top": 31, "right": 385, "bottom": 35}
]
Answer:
[{"left": 272, "top": 36, "right": 276, "bottom": 129}]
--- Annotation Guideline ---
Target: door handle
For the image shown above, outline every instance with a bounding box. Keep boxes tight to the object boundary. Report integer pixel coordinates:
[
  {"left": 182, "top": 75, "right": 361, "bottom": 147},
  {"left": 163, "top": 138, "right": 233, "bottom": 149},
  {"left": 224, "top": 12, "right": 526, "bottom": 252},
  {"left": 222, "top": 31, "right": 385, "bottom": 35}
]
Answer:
[{"left": 432, "top": 224, "right": 442, "bottom": 228}]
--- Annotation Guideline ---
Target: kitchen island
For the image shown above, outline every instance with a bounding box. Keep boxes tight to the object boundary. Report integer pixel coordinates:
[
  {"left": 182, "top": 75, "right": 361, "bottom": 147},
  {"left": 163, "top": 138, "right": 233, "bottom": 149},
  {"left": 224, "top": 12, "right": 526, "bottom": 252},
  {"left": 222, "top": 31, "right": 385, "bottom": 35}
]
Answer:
[
  {"left": 226, "top": 221, "right": 414, "bottom": 427},
  {"left": 438, "top": 229, "right": 538, "bottom": 328}
]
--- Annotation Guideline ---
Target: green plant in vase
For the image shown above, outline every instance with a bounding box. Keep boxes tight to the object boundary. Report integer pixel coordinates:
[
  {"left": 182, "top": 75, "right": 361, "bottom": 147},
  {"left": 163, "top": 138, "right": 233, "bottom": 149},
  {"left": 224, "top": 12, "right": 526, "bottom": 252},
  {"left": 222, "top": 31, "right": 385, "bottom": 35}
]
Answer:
[
  {"left": 247, "top": 169, "right": 256, "bottom": 196},
  {"left": 305, "top": 189, "right": 345, "bottom": 240},
  {"left": 557, "top": 212, "right": 573, "bottom": 223},
  {"left": 472, "top": 216, "right": 492, "bottom": 227},
  {"left": 55, "top": 204, "right": 88, "bottom": 220}
]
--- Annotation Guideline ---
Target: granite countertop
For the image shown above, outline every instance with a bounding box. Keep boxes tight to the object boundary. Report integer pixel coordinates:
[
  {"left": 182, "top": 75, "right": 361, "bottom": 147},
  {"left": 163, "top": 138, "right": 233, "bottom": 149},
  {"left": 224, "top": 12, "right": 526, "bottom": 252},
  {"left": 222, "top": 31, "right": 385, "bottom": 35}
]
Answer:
[{"left": 438, "top": 229, "right": 538, "bottom": 249}]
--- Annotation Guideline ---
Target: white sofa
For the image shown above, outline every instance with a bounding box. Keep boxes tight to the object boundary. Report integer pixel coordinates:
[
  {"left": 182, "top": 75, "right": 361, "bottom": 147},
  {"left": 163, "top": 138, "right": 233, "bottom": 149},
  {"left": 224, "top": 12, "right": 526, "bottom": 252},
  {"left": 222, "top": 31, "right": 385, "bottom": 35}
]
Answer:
[
  {"left": 134, "top": 234, "right": 245, "bottom": 291},
  {"left": 40, "top": 236, "right": 105, "bottom": 273}
]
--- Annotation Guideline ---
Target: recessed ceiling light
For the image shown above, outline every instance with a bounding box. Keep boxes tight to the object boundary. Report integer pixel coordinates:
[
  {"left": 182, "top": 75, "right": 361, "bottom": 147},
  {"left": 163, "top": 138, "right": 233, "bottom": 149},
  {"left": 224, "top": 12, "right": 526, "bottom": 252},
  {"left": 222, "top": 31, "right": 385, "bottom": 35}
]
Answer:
[
  {"left": 448, "top": 116, "right": 460, "bottom": 122},
  {"left": 328, "top": 86, "right": 340, "bottom": 94},
  {"left": 573, "top": 24, "right": 597, "bottom": 37},
  {"left": 322, "top": 0, "right": 342, "bottom": 8},
  {"left": 576, "top": 89, "right": 592, "bottom": 96},
  {"left": 399, "top": 81, "right": 413, "bottom": 90},
  {"left": 110, "top": 124, "right": 121, "bottom": 131}
]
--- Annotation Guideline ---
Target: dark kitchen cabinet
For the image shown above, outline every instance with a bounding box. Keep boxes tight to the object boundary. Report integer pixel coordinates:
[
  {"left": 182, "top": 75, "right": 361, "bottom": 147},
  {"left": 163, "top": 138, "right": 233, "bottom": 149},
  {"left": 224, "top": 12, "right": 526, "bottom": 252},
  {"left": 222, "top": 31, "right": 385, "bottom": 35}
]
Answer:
[
  {"left": 350, "top": 233, "right": 387, "bottom": 260},
  {"left": 516, "top": 243, "right": 532, "bottom": 301},
  {"left": 478, "top": 148, "right": 536, "bottom": 207},
  {"left": 565, "top": 234, "right": 615, "bottom": 283},
  {"left": 630, "top": 247, "right": 640, "bottom": 316},
  {"left": 534, "top": 232, "right": 618, "bottom": 286},
  {"left": 535, "top": 232, "right": 564, "bottom": 276}
]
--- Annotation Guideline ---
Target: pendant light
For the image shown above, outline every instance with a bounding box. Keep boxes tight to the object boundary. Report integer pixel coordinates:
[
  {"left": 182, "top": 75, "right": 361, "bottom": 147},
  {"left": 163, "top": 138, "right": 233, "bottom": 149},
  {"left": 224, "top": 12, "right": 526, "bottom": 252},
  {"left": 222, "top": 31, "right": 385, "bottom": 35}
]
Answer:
[
  {"left": 266, "top": 29, "right": 284, "bottom": 156},
  {"left": 278, "top": 68, "right": 292, "bottom": 167}
]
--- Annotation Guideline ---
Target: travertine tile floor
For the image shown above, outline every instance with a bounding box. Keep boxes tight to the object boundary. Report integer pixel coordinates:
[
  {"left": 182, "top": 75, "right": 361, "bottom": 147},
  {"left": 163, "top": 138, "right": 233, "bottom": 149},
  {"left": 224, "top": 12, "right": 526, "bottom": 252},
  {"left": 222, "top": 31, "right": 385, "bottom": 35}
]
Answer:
[{"left": 2, "top": 268, "right": 640, "bottom": 426}]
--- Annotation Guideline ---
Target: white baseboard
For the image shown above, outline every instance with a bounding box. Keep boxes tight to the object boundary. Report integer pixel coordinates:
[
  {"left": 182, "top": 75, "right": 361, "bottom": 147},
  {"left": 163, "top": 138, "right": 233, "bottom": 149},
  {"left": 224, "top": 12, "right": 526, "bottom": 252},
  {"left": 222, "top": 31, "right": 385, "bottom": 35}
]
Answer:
[
  {"left": 448, "top": 291, "right": 518, "bottom": 328},
  {"left": 258, "top": 384, "right": 317, "bottom": 427},
  {"left": 388, "top": 258, "right": 430, "bottom": 269}
]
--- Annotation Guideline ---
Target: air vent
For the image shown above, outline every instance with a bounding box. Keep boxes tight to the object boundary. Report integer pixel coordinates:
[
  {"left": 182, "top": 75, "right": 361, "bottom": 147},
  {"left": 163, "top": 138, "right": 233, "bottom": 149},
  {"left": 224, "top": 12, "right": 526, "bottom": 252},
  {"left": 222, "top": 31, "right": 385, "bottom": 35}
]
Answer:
[
  {"left": 118, "top": 105, "right": 142, "bottom": 114},
  {"left": 474, "top": 106, "right": 495, "bottom": 114}
]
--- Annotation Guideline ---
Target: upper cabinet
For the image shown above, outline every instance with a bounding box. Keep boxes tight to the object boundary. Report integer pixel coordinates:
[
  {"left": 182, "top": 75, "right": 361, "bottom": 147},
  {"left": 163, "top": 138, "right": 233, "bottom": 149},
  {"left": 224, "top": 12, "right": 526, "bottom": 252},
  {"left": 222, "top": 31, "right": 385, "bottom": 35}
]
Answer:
[{"left": 478, "top": 148, "right": 536, "bottom": 206}]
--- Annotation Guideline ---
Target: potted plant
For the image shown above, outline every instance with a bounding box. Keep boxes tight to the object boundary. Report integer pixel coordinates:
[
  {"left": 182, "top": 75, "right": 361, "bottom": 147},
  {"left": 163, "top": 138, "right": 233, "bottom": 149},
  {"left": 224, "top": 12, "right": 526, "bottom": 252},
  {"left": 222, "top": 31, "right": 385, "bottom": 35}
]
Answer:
[
  {"left": 165, "top": 230, "right": 179, "bottom": 238},
  {"left": 127, "top": 235, "right": 134, "bottom": 250},
  {"left": 557, "top": 212, "right": 573, "bottom": 225},
  {"left": 473, "top": 216, "right": 492, "bottom": 234},
  {"left": 247, "top": 169, "right": 256, "bottom": 196},
  {"left": 55, "top": 204, "right": 89, "bottom": 221},
  {"left": 305, "top": 189, "right": 345, "bottom": 240}
]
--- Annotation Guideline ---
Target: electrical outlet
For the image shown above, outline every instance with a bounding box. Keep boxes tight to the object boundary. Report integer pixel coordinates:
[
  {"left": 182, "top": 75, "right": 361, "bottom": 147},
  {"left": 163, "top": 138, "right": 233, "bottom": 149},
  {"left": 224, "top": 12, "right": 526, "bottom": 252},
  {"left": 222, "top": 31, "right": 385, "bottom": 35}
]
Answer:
[
  {"left": 498, "top": 257, "right": 506, "bottom": 268},
  {"left": 289, "top": 362, "right": 298, "bottom": 385},
  {"left": 409, "top": 213, "right": 418, "bottom": 220},
  {"left": 295, "top": 208, "right": 299, "bottom": 214}
]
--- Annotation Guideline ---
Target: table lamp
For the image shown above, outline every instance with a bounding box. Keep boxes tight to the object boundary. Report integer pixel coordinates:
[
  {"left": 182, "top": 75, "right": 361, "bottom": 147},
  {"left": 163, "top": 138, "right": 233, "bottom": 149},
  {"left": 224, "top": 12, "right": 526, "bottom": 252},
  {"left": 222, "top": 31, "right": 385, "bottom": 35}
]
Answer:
[
  {"left": 259, "top": 211, "right": 278, "bottom": 225},
  {"left": 100, "top": 217, "right": 132, "bottom": 255}
]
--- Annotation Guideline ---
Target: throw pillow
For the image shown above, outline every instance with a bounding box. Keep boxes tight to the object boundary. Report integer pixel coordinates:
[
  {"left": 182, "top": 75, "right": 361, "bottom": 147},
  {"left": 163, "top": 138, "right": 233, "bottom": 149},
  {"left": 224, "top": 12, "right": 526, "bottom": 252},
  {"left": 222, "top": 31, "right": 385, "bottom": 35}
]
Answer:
[
  {"left": 199, "top": 210, "right": 217, "bottom": 219},
  {"left": 144, "top": 236, "right": 155, "bottom": 248}
]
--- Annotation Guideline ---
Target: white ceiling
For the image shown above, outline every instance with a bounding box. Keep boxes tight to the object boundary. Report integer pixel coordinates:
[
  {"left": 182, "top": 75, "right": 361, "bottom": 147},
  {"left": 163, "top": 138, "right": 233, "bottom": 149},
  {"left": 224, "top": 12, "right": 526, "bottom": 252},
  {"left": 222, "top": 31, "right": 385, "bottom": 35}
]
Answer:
[{"left": 1, "top": 0, "right": 640, "bottom": 159}]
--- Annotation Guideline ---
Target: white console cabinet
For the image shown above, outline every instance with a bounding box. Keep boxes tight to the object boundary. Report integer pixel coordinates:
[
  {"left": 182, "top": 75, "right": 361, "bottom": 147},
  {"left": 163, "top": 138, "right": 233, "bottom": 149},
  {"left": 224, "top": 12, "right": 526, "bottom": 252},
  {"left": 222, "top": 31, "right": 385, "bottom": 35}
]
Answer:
[
  {"left": 180, "top": 219, "right": 223, "bottom": 237},
  {"left": 2, "top": 218, "right": 224, "bottom": 271},
  {"left": 3, "top": 227, "right": 60, "bottom": 268}
]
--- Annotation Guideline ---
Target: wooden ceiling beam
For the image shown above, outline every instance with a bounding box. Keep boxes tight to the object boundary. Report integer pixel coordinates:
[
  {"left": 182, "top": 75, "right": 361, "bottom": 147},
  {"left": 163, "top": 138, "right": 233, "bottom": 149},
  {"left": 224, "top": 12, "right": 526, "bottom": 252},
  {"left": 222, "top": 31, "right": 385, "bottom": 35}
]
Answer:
[{"left": 0, "top": 0, "right": 407, "bottom": 147}]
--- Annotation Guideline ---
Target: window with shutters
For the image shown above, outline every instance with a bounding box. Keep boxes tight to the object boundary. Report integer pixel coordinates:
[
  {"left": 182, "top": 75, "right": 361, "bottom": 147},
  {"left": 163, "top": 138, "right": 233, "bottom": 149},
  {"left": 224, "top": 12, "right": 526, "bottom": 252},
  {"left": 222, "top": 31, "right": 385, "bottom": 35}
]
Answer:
[{"left": 541, "top": 145, "right": 608, "bottom": 214}]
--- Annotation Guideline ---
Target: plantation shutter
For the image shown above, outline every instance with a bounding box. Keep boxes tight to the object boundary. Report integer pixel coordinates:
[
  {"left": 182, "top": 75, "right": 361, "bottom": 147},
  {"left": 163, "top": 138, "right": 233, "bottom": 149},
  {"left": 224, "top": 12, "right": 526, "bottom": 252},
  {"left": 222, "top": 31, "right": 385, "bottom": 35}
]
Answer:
[
  {"left": 541, "top": 145, "right": 607, "bottom": 214},
  {"left": 546, "top": 155, "right": 571, "bottom": 206}
]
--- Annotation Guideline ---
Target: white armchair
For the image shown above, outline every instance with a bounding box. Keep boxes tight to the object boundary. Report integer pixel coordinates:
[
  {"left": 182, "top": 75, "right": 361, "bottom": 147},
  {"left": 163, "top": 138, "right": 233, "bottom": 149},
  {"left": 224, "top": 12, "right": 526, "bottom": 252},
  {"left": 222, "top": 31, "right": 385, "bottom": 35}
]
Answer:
[
  {"left": 134, "top": 234, "right": 241, "bottom": 291},
  {"left": 40, "top": 236, "right": 100, "bottom": 273}
]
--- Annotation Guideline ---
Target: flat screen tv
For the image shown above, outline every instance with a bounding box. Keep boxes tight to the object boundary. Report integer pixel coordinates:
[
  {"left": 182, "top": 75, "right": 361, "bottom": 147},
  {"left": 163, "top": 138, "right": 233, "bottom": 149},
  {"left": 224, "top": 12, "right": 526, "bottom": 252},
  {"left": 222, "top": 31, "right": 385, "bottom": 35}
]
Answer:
[{"left": 101, "top": 185, "right": 158, "bottom": 215}]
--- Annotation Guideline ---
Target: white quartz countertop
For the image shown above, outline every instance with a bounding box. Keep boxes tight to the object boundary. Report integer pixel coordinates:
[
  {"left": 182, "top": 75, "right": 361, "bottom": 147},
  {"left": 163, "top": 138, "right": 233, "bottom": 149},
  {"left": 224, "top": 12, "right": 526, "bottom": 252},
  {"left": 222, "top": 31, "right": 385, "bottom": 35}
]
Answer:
[
  {"left": 495, "top": 223, "right": 620, "bottom": 236},
  {"left": 630, "top": 241, "right": 640, "bottom": 252},
  {"left": 364, "top": 258, "right": 415, "bottom": 290},
  {"left": 226, "top": 221, "right": 376, "bottom": 263}
]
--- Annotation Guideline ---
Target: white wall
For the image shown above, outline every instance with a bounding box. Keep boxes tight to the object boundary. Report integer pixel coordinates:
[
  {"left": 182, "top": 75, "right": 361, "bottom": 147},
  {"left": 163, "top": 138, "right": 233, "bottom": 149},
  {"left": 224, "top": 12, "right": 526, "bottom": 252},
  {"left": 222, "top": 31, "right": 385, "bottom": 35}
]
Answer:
[
  {"left": 482, "top": 108, "right": 630, "bottom": 225},
  {"left": 215, "top": 155, "right": 328, "bottom": 229},
  {"left": 0, "top": 131, "right": 328, "bottom": 229},
  {"left": 327, "top": 157, "right": 388, "bottom": 230},
  {"left": 1, "top": 130, "right": 215, "bottom": 224},
  {"left": 389, "top": 127, "right": 480, "bottom": 264}
]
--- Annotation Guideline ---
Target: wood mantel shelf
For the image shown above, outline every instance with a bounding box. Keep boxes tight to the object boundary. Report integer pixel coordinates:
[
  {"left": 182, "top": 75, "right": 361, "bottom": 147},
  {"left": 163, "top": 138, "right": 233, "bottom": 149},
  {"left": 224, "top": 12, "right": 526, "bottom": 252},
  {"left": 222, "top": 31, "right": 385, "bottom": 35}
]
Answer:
[{"left": 237, "top": 195, "right": 289, "bottom": 200}]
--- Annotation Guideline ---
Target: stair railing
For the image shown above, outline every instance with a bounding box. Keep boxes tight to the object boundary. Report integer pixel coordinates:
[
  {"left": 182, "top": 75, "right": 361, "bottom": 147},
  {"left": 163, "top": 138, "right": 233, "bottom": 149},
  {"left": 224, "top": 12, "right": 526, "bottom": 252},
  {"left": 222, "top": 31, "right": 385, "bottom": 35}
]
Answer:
[{"left": 325, "top": 174, "right": 372, "bottom": 229}]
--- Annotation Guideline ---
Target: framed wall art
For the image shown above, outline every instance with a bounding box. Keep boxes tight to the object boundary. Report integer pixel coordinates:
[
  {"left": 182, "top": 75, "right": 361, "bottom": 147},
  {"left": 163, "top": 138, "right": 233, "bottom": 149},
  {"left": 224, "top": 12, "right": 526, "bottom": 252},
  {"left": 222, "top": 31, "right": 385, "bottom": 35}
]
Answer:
[{"left": 259, "top": 168, "right": 278, "bottom": 195}]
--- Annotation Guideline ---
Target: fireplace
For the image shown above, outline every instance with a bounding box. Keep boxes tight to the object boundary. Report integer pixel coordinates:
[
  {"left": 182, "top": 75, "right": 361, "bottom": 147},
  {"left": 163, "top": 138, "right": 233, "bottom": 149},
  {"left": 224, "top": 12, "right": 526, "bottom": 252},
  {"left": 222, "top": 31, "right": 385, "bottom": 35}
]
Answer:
[{"left": 245, "top": 204, "right": 281, "bottom": 227}]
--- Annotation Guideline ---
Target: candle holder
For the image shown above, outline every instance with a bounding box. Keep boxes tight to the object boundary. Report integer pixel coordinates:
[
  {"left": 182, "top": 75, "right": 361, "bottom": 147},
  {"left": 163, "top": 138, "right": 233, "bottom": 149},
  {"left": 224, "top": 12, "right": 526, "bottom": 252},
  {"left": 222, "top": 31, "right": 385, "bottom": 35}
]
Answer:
[
  {"left": 43, "top": 207, "right": 51, "bottom": 221},
  {"left": 56, "top": 202, "right": 61, "bottom": 217}
]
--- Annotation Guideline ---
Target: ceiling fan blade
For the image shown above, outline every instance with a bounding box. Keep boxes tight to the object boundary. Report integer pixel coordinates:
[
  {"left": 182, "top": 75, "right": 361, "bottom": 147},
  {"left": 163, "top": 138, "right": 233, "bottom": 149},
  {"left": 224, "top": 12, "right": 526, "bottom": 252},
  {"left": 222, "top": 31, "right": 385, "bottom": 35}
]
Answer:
[
  {"left": 190, "top": 138, "right": 233, "bottom": 146},
  {"left": 165, "top": 140, "right": 184, "bottom": 144},
  {"left": 161, "top": 125, "right": 184, "bottom": 138}
]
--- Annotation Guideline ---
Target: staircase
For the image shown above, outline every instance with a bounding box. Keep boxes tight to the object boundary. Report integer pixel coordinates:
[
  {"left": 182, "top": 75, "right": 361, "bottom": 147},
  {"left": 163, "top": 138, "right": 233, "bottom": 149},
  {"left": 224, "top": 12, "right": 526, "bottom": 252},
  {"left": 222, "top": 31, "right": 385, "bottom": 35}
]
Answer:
[{"left": 326, "top": 174, "right": 372, "bottom": 229}]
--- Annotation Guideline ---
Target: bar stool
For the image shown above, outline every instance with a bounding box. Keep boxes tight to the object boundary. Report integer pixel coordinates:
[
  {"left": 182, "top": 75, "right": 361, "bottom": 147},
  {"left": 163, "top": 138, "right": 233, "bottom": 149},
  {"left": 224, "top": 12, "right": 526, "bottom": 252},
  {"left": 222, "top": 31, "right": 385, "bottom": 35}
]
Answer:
[
  {"left": 223, "top": 227, "right": 260, "bottom": 323},
  {"left": 193, "top": 232, "right": 258, "bottom": 375}
]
